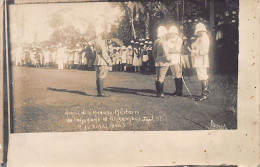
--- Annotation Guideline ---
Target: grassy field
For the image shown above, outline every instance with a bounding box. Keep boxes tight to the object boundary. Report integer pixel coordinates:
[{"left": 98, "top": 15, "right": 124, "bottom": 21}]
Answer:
[{"left": 11, "top": 66, "right": 237, "bottom": 132}]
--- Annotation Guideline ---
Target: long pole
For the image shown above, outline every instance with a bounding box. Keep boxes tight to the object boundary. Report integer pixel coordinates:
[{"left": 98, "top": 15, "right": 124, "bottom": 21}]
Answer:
[
  {"left": 5, "top": 0, "right": 11, "bottom": 135},
  {"left": 0, "top": 0, "right": 5, "bottom": 164}
]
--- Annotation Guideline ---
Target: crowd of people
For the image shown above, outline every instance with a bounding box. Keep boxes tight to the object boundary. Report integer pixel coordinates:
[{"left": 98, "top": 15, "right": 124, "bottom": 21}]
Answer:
[
  {"left": 12, "top": 21, "right": 211, "bottom": 101},
  {"left": 12, "top": 38, "right": 156, "bottom": 74},
  {"left": 12, "top": 42, "right": 95, "bottom": 70}
]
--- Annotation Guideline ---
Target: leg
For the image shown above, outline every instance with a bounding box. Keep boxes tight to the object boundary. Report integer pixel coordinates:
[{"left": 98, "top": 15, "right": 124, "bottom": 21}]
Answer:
[
  {"left": 95, "top": 65, "right": 109, "bottom": 97},
  {"left": 170, "top": 64, "right": 183, "bottom": 96},
  {"left": 196, "top": 67, "right": 209, "bottom": 101},
  {"left": 155, "top": 66, "right": 168, "bottom": 98}
]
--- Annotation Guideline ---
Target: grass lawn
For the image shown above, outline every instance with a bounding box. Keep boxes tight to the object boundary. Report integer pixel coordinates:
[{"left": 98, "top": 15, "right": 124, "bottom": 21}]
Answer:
[{"left": 11, "top": 66, "right": 237, "bottom": 132}]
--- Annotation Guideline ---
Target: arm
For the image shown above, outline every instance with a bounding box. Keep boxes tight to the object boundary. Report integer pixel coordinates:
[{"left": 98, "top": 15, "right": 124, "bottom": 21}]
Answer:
[
  {"left": 100, "top": 40, "right": 112, "bottom": 66},
  {"left": 175, "top": 38, "right": 183, "bottom": 53},
  {"left": 152, "top": 41, "right": 157, "bottom": 60},
  {"left": 198, "top": 36, "right": 210, "bottom": 56}
]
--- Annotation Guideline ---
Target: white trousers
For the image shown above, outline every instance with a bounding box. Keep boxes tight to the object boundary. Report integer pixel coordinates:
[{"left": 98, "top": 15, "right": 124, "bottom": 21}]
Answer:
[{"left": 196, "top": 67, "right": 208, "bottom": 80}]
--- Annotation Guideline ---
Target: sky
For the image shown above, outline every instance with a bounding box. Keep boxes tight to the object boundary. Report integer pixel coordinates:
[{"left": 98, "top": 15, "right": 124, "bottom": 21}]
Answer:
[{"left": 9, "top": 2, "right": 123, "bottom": 45}]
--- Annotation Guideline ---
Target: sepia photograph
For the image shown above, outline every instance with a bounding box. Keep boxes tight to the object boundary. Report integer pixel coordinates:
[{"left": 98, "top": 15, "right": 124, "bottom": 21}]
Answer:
[
  {"left": 8, "top": 0, "right": 239, "bottom": 132},
  {"left": 1, "top": 0, "right": 259, "bottom": 167}
]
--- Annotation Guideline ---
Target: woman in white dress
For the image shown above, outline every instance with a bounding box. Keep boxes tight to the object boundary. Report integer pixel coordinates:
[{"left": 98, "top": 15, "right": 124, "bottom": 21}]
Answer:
[
  {"left": 126, "top": 45, "right": 133, "bottom": 72},
  {"left": 132, "top": 42, "right": 140, "bottom": 73},
  {"left": 120, "top": 46, "right": 127, "bottom": 72},
  {"left": 57, "top": 43, "right": 64, "bottom": 70}
]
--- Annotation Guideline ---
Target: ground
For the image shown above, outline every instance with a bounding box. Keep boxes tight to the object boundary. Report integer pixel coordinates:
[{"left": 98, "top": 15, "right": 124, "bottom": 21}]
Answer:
[{"left": 11, "top": 66, "right": 237, "bottom": 133}]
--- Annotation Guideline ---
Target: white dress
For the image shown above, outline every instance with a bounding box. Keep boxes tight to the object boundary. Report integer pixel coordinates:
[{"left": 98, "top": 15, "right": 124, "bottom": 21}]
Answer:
[{"left": 132, "top": 48, "right": 140, "bottom": 66}]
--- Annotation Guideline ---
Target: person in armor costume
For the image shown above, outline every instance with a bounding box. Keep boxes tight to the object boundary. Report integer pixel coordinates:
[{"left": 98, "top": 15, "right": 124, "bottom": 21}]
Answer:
[
  {"left": 92, "top": 27, "right": 112, "bottom": 97},
  {"left": 188, "top": 23, "right": 210, "bottom": 101}
]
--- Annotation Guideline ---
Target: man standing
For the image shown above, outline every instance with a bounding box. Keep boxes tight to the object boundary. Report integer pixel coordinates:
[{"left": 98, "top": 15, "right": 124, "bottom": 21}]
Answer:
[
  {"left": 147, "top": 41, "right": 155, "bottom": 74},
  {"left": 92, "top": 27, "right": 112, "bottom": 97},
  {"left": 188, "top": 23, "right": 210, "bottom": 101},
  {"left": 167, "top": 26, "right": 183, "bottom": 96},
  {"left": 153, "top": 26, "right": 169, "bottom": 98}
]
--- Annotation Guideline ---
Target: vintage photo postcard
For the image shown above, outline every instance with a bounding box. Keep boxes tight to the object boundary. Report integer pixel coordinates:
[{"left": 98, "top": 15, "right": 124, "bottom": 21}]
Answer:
[
  {"left": 0, "top": 0, "right": 259, "bottom": 166},
  {"left": 9, "top": 0, "right": 238, "bottom": 132}
]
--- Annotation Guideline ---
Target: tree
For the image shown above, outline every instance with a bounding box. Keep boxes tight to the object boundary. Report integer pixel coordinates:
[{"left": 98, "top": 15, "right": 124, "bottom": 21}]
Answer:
[{"left": 46, "top": 12, "right": 64, "bottom": 30}]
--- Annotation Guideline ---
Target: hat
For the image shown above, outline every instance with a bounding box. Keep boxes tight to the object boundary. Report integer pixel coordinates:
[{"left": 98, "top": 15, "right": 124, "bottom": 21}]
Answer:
[
  {"left": 140, "top": 43, "right": 144, "bottom": 46},
  {"left": 130, "top": 40, "right": 135, "bottom": 44},
  {"left": 157, "top": 26, "right": 167, "bottom": 38},
  {"left": 188, "top": 19, "right": 192, "bottom": 23},
  {"left": 121, "top": 46, "right": 127, "bottom": 50},
  {"left": 191, "top": 37, "right": 196, "bottom": 40},
  {"left": 95, "top": 26, "right": 104, "bottom": 36},
  {"left": 183, "top": 36, "right": 187, "bottom": 40},
  {"left": 144, "top": 41, "right": 148, "bottom": 44},
  {"left": 127, "top": 45, "right": 132, "bottom": 49},
  {"left": 168, "top": 26, "right": 179, "bottom": 35},
  {"left": 194, "top": 23, "right": 207, "bottom": 35},
  {"left": 148, "top": 41, "right": 153, "bottom": 45},
  {"left": 225, "top": 11, "right": 230, "bottom": 16},
  {"left": 135, "top": 42, "right": 139, "bottom": 45}
]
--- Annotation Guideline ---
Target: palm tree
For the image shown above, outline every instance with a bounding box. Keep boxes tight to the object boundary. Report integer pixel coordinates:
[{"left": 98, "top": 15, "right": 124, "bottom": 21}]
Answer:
[{"left": 125, "top": 1, "right": 144, "bottom": 39}]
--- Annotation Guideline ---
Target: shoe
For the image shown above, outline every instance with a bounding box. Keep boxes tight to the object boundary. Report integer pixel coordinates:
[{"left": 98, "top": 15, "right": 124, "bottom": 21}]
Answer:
[
  {"left": 157, "top": 82, "right": 165, "bottom": 98},
  {"left": 96, "top": 78, "right": 110, "bottom": 97},
  {"left": 97, "top": 93, "right": 110, "bottom": 97},
  {"left": 173, "top": 78, "right": 182, "bottom": 96},
  {"left": 197, "top": 80, "right": 209, "bottom": 101},
  {"left": 155, "top": 81, "right": 159, "bottom": 96}
]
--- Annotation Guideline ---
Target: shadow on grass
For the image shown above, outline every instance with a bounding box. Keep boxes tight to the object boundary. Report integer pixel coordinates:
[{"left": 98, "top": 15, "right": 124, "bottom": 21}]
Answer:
[
  {"left": 104, "top": 87, "right": 201, "bottom": 99},
  {"left": 104, "top": 87, "right": 172, "bottom": 97},
  {"left": 47, "top": 87, "right": 93, "bottom": 96}
]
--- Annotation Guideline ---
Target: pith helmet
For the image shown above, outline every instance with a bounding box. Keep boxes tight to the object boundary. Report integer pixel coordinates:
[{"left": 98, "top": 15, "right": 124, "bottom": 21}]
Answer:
[
  {"left": 157, "top": 26, "right": 167, "bottom": 38},
  {"left": 168, "top": 26, "right": 179, "bottom": 35},
  {"left": 121, "top": 46, "right": 127, "bottom": 50},
  {"left": 194, "top": 23, "right": 207, "bottom": 35}
]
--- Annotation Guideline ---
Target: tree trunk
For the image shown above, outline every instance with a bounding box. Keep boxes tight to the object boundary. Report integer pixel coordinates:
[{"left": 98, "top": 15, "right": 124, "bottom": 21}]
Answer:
[
  {"left": 145, "top": 13, "right": 150, "bottom": 39},
  {"left": 131, "top": 15, "right": 137, "bottom": 39},
  {"left": 209, "top": 0, "right": 215, "bottom": 73},
  {"left": 176, "top": 0, "right": 179, "bottom": 23}
]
